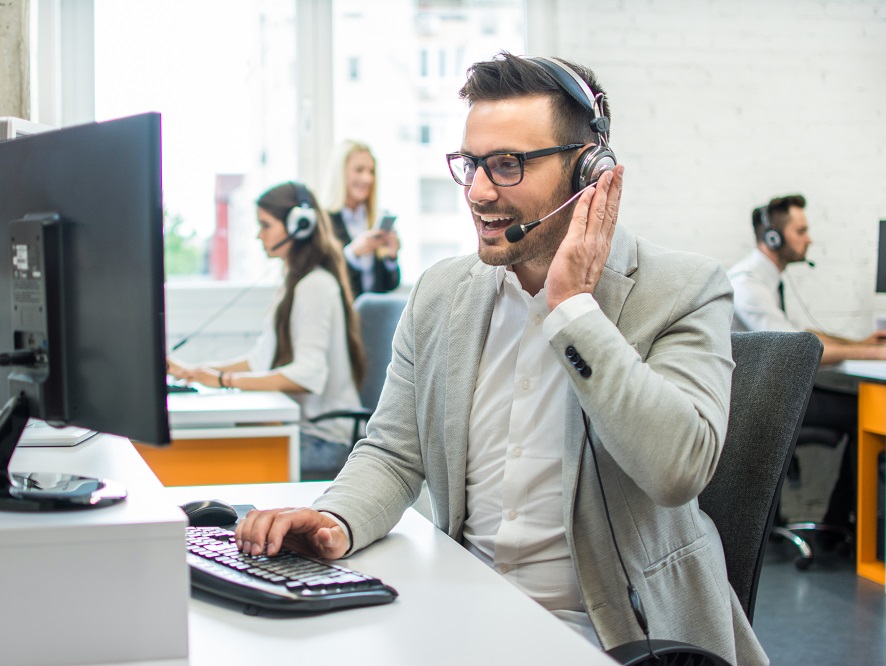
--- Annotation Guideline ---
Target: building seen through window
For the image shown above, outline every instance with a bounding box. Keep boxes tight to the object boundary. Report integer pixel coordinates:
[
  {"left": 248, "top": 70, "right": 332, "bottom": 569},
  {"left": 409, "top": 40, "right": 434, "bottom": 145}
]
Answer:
[{"left": 93, "top": 0, "right": 524, "bottom": 285}]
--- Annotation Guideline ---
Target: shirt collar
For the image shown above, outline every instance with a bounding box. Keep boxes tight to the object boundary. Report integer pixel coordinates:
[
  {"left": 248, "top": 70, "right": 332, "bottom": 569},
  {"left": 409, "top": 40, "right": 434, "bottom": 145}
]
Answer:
[
  {"left": 751, "top": 248, "right": 783, "bottom": 288},
  {"left": 341, "top": 203, "right": 367, "bottom": 226},
  {"left": 494, "top": 265, "right": 549, "bottom": 306}
]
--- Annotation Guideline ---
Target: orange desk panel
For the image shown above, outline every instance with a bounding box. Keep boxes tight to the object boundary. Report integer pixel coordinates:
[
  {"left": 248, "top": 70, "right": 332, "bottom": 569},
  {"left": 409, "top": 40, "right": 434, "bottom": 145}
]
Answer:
[
  {"left": 134, "top": 436, "right": 290, "bottom": 486},
  {"left": 857, "top": 383, "right": 886, "bottom": 585}
]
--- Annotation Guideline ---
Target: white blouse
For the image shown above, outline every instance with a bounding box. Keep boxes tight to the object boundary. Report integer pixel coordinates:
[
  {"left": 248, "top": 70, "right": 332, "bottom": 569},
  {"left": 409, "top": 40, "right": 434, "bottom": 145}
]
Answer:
[{"left": 246, "top": 267, "right": 362, "bottom": 444}]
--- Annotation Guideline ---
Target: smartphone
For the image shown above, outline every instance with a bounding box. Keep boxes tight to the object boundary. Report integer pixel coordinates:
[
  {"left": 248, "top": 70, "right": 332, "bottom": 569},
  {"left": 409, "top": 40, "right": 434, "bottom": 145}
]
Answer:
[{"left": 378, "top": 214, "right": 397, "bottom": 232}]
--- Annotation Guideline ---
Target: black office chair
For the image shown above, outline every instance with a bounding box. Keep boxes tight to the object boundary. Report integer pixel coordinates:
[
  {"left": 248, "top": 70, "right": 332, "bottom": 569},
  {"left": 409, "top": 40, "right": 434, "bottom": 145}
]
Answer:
[
  {"left": 607, "top": 331, "right": 823, "bottom": 665},
  {"left": 308, "top": 291, "right": 409, "bottom": 446},
  {"left": 772, "top": 425, "right": 854, "bottom": 569}
]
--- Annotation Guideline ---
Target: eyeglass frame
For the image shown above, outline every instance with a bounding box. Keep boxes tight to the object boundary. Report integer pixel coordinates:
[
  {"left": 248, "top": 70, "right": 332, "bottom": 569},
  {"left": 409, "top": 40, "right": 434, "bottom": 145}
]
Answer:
[{"left": 445, "top": 143, "right": 585, "bottom": 187}]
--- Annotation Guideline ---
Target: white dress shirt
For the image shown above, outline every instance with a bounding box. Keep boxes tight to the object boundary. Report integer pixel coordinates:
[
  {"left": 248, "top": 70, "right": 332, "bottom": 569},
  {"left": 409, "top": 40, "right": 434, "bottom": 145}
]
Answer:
[
  {"left": 246, "top": 267, "right": 361, "bottom": 444},
  {"left": 727, "top": 248, "right": 800, "bottom": 333},
  {"left": 463, "top": 265, "right": 602, "bottom": 644}
]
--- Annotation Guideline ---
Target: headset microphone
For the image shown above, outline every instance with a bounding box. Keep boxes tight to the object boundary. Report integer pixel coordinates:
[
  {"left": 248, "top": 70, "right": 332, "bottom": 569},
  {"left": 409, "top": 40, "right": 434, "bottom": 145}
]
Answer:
[
  {"left": 505, "top": 187, "right": 587, "bottom": 243},
  {"left": 504, "top": 220, "right": 540, "bottom": 243},
  {"left": 270, "top": 216, "right": 312, "bottom": 251}
]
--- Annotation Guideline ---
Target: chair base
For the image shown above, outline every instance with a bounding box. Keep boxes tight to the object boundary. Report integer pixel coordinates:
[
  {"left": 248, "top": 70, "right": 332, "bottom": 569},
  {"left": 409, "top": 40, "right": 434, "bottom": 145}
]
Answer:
[
  {"left": 771, "top": 522, "right": 854, "bottom": 570},
  {"left": 607, "top": 638, "right": 731, "bottom": 665}
]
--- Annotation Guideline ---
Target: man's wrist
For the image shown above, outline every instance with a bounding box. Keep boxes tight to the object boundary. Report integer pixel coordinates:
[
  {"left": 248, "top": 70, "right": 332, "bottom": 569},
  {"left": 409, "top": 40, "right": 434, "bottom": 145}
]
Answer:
[{"left": 318, "top": 510, "right": 354, "bottom": 556}]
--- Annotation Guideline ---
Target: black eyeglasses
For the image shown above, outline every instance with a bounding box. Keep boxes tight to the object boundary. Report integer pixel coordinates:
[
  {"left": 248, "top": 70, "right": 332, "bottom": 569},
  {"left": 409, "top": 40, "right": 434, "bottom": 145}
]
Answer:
[{"left": 446, "top": 144, "right": 584, "bottom": 187}]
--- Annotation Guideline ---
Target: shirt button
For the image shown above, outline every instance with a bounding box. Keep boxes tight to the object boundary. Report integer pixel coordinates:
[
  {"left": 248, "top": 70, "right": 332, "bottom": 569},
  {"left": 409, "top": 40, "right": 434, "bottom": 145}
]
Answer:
[
  {"left": 534, "top": 314, "right": 543, "bottom": 325},
  {"left": 507, "top": 511, "right": 517, "bottom": 521},
  {"left": 521, "top": 378, "right": 530, "bottom": 390},
  {"left": 513, "top": 447, "right": 523, "bottom": 457},
  {"left": 500, "top": 565, "right": 510, "bottom": 574}
]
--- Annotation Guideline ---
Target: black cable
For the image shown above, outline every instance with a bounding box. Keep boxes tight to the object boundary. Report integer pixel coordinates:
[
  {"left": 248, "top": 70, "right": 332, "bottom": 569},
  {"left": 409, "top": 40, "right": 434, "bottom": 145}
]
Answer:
[
  {"left": 782, "top": 268, "right": 845, "bottom": 339},
  {"left": 170, "top": 266, "right": 277, "bottom": 352},
  {"left": 582, "top": 410, "right": 661, "bottom": 664}
]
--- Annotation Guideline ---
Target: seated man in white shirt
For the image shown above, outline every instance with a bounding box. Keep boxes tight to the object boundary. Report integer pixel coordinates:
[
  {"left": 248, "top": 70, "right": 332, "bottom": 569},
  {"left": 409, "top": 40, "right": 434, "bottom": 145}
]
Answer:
[{"left": 728, "top": 194, "right": 886, "bottom": 538}]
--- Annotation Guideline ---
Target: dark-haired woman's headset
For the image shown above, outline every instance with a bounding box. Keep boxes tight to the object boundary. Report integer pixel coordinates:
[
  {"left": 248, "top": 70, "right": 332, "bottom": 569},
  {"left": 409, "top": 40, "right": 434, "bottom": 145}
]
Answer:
[
  {"left": 523, "top": 56, "right": 617, "bottom": 192},
  {"left": 271, "top": 182, "right": 318, "bottom": 251}
]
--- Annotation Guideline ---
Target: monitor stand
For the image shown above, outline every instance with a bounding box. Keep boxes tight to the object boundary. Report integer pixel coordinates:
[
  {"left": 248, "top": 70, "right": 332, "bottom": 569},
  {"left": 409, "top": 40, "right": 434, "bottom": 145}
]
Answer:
[{"left": 0, "top": 393, "right": 127, "bottom": 512}]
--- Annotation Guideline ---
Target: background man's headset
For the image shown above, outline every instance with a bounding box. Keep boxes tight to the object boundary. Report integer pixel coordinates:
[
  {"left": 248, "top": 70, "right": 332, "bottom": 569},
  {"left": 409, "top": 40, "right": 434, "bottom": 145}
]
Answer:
[
  {"left": 524, "top": 56, "right": 727, "bottom": 665},
  {"left": 756, "top": 205, "right": 784, "bottom": 251},
  {"left": 505, "top": 56, "right": 617, "bottom": 243}
]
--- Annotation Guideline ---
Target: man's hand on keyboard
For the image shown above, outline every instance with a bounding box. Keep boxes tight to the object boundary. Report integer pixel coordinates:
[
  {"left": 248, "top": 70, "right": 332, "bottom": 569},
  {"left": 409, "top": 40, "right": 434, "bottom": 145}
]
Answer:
[{"left": 235, "top": 508, "right": 349, "bottom": 560}]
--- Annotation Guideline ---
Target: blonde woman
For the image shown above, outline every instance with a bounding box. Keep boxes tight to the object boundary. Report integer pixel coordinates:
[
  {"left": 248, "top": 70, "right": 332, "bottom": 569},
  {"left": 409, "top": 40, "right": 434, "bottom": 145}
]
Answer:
[{"left": 324, "top": 140, "right": 400, "bottom": 297}]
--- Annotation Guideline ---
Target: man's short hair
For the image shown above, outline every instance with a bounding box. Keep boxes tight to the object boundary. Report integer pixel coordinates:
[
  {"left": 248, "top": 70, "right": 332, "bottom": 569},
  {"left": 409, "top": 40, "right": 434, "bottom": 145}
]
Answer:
[
  {"left": 752, "top": 194, "right": 807, "bottom": 243},
  {"left": 458, "top": 52, "right": 610, "bottom": 154}
]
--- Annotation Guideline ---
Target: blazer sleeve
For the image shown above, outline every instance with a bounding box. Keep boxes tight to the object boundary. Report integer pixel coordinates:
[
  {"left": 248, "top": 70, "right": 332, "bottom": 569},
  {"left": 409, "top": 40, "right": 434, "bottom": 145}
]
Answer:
[{"left": 545, "top": 256, "right": 735, "bottom": 507}]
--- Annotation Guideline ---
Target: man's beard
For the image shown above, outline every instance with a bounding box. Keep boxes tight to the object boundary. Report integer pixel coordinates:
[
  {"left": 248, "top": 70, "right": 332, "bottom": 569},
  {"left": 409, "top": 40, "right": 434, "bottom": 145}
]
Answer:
[
  {"left": 474, "top": 182, "right": 575, "bottom": 268},
  {"left": 781, "top": 246, "right": 807, "bottom": 265}
]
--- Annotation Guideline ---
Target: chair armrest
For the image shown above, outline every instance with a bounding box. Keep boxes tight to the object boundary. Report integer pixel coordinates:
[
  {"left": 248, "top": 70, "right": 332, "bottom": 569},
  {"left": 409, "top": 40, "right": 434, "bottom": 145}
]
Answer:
[{"left": 308, "top": 408, "right": 374, "bottom": 424}]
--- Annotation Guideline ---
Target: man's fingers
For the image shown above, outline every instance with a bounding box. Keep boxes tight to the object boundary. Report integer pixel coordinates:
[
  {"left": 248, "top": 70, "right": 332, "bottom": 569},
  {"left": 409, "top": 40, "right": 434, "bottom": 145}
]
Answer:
[
  {"left": 235, "top": 507, "right": 295, "bottom": 555},
  {"left": 603, "top": 166, "right": 625, "bottom": 238},
  {"left": 567, "top": 186, "right": 596, "bottom": 240}
]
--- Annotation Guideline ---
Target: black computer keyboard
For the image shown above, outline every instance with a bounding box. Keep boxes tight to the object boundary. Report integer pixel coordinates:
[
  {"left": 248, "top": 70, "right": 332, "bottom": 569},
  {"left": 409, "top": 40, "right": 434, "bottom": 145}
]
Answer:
[
  {"left": 186, "top": 526, "right": 398, "bottom": 613},
  {"left": 167, "top": 382, "right": 198, "bottom": 394}
]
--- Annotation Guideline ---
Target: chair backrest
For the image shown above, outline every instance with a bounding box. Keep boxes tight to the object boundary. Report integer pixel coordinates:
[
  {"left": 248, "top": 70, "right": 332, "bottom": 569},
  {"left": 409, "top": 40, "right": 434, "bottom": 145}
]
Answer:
[
  {"left": 698, "top": 330, "right": 822, "bottom": 624},
  {"left": 354, "top": 291, "right": 409, "bottom": 410}
]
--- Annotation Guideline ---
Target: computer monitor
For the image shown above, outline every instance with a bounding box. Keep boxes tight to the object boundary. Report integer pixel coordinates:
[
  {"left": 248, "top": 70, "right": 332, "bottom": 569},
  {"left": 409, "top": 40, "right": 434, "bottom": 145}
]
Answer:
[
  {"left": 0, "top": 113, "right": 171, "bottom": 511},
  {"left": 0, "top": 117, "right": 55, "bottom": 141},
  {"left": 877, "top": 220, "right": 886, "bottom": 293}
]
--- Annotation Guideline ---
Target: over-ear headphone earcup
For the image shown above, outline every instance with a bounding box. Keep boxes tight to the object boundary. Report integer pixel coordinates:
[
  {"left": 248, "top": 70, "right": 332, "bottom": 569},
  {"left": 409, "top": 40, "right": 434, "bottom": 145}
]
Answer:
[
  {"left": 286, "top": 204, "right": 317, "bottom": 241},
  {"left": 572, "top": 145, "right": 617, "bottom": 193},
  {"left": 763, "top": 227, "right": 783, "bottom": 251}
]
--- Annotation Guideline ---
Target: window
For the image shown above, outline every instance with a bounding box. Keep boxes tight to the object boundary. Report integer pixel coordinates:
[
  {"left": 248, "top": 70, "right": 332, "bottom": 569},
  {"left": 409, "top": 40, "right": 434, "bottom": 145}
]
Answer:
[
  {"left": 37, "top": 0, "right": 525, "bottom": 288},
  {"left": 348, "top": 56, "right": 360, "bottom": 81},
  {"left": 93, "top": 0, "right": 299, "bottom": 283},
  {"left": 420, "top": 178, "right": 459, "bottom": 214}
]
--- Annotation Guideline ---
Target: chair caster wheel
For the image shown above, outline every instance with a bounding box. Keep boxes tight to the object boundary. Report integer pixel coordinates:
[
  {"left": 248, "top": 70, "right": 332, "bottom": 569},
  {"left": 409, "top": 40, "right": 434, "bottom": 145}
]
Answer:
[{"left": 794, "top": 556, "right": 812, "bottom": 570}]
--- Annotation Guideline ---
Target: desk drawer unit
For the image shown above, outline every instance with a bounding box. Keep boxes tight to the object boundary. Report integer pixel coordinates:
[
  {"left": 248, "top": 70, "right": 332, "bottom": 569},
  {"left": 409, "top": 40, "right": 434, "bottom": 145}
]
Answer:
[{"left": 857, "top": 382, "right": 886, "bottom": 585}]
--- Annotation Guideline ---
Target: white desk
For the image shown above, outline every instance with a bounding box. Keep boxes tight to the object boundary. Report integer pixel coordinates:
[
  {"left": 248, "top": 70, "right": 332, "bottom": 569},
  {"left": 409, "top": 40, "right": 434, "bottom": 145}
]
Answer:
[
  {"left": 136, "top": 390, "right": 301, "bottom": 485},
  {"left": 5, "top": 438, "right": 615, "bottom": 665},
  {"left": 167, "top": 389, "right": 301, "bottom": 429},
  {"left": 3, "top": 435, "right": 189, "bottom": 665},
  {"left": 165, "top": 482, "right": 617, "bottom": 666}
]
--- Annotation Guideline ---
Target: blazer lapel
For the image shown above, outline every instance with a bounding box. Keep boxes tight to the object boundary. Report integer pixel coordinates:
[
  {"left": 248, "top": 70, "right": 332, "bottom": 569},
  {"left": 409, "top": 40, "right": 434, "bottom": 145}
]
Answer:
[
  {"left": 444, "top": 262, "right": 497, "bottom": 530},
  {"left": 594, "top": 224, "right": 637, "bottom": 326}
]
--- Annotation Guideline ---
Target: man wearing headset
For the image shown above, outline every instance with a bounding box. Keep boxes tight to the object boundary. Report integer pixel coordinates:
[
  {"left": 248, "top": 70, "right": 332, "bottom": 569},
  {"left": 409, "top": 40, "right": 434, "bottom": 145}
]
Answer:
[
  {"left": 729, "top": 194, "right": 886, "bottom": 544},
  {"left": 237, "top": 53, "right": 766, "bottom": 665}
]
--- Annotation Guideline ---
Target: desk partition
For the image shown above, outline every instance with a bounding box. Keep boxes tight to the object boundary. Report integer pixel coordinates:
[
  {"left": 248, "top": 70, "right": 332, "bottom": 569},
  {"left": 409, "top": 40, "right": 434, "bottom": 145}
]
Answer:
[
  {"left": 817, "top": 361, "right": 886, "bottom": 586},
  {"left": 135, "top": 389, "right": 301, "bottom": 485}
]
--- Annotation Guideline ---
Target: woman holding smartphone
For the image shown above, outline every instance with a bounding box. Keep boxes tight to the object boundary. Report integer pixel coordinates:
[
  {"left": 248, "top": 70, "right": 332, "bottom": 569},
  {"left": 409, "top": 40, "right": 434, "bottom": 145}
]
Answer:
[
  {"left": 324, "top": 140, "right": 401, "bottom": 297},
  {"left": 167, "top": 181, "right": 365, "bottom": 479}
]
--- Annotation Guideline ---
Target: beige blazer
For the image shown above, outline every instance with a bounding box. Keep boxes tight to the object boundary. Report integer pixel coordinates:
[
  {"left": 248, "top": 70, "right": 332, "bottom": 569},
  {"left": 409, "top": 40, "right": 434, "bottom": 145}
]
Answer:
[{"left": 315, "top": 224, "right": 768, "bottom": 665}]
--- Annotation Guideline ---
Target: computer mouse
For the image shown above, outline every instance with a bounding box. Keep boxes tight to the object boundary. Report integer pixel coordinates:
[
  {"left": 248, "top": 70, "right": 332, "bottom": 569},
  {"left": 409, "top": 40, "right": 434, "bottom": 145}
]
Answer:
[{"left": 180, "top": 499, "right": 240, "bottom": 527}]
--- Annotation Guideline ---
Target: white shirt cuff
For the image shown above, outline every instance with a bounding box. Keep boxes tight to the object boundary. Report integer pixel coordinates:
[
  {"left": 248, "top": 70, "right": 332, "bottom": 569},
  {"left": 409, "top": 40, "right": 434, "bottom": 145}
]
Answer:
[{"left": 542, "top": 293, "right": 600, "bottom": 339}]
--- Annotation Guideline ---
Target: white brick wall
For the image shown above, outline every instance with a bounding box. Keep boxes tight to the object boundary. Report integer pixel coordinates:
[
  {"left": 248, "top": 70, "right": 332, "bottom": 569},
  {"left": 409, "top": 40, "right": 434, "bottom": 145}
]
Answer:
[{"left": 527, "top": 0, "right": 886, "bottom": 336}]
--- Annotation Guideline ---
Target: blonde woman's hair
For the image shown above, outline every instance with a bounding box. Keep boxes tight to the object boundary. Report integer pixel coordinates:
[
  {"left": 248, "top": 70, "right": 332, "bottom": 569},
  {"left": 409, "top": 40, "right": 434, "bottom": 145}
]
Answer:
[{"left": 322, "top": 140, "right": 378, "bottom": 227}]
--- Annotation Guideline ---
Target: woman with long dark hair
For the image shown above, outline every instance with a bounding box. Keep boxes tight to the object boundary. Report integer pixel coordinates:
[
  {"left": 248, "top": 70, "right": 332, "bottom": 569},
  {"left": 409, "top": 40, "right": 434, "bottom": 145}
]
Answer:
[{"left": 168, "top": 181, "right": 365, "bottom": 478}]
